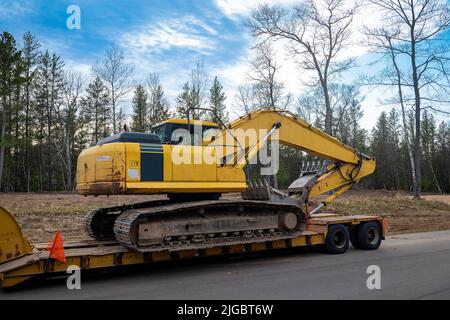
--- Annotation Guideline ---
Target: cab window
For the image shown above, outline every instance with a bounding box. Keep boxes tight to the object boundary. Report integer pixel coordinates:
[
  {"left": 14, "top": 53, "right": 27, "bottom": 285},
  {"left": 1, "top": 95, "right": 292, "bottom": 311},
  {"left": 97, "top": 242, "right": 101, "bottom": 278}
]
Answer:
[{"left": 152, "top": 123, "right": 218, "bottom": 146}]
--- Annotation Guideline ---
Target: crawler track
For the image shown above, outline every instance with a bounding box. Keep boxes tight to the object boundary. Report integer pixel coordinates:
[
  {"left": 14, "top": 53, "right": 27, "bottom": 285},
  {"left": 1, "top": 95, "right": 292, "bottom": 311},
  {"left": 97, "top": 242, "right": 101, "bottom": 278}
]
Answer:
[
  {"left": 85, "top": 197, "right": 308, "bottom": 253},
  {"left": 85, "top": 199, "right": 172, "bottom": 240},
  {"left": 113, "top": 200, "right": 307, "bottom": 252}
]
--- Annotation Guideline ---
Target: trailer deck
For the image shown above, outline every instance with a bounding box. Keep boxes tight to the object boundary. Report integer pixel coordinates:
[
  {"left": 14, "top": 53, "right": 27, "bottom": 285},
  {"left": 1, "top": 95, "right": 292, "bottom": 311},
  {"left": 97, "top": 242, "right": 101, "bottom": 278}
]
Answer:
[{"left": 0, "top": 206, "right": 388, "bottom": 289}]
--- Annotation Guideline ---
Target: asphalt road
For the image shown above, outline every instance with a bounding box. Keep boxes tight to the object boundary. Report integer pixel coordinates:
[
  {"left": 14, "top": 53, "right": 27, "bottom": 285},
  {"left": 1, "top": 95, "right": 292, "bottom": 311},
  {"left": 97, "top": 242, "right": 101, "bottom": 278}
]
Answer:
[{"left": 2, "top": 230, "right": 450, "bottom": 300}]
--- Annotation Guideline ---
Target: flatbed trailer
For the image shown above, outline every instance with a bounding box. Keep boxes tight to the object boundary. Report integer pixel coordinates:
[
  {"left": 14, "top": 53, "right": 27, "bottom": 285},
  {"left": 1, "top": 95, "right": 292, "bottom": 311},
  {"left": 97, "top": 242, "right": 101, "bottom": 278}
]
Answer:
[{"left": 0, "top": 207, "right": 389, "bottom": 289}]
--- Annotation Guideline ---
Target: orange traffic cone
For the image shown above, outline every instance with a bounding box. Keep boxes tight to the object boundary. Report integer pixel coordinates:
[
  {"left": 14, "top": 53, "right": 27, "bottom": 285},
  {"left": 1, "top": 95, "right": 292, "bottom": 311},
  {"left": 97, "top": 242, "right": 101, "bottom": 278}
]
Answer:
[{"left": 47, "top": 230, "right": 67, "bottom": 263}]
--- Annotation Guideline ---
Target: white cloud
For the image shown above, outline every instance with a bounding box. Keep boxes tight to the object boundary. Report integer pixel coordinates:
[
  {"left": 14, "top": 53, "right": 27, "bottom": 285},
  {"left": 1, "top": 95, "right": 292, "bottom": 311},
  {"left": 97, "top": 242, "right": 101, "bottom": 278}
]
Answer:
[
  {"left": 210, "top": 42, "right": 304, "bottom": 119},
  {"left": 211, "top": 58, "right": 251, "bottom": 115},
  {"left": 360, "top": 86, "right": 394, "bottom": 130},
  {"left": 65, "top": 61, "right": 91, "bottom": 76},
  {"left": 0, "top": 0, "right": 33, "bottom": 18},
  {"left": 114, "top": 15, "right": 223, "bottom": 116},
  {"left": 39, "top": 37, "right": 71, "bottom": 55},
  {"left": 215, "top": 0, "right": 299, "bottom": 18},
  {"left": 120, "top": 16, "right": 217, "bottom": 54},
  {"left": 184, "top": 16, "right": 219, "bottom": 35}
]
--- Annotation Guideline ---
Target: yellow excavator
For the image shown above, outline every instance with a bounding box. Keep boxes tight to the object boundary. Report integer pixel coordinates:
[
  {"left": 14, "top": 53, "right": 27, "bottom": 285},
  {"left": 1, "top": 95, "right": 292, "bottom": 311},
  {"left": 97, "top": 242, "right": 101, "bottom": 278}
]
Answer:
[{"left": 76, "top": 108, "right": 376, "bottom": 253}]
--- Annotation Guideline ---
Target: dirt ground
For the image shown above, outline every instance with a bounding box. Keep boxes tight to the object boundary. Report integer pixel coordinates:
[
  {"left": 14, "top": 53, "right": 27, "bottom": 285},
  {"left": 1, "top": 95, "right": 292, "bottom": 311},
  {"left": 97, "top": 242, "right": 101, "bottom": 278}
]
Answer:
[
  {"left": 422, "top": 194, "right": 450, "bottom": 205},
  {"left": 1, "top": 190, "right": 449, "bottom": 243},
  {"left": 326, "top": 190, "right": 450, "bottom": 235}
]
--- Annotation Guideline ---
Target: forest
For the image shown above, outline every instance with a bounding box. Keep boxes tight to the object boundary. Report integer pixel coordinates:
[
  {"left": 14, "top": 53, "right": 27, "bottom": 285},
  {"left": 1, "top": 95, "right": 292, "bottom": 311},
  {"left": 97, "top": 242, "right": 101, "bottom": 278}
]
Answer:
[{"left": 0, "top": 0, "right": 449, "bottom": 196}]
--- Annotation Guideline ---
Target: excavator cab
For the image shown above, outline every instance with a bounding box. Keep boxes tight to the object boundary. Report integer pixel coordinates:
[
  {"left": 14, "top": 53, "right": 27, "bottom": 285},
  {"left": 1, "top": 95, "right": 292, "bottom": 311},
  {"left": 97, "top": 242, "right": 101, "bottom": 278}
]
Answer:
[{"left": 151, "top": 119, "right": 219, "bottom": 146}]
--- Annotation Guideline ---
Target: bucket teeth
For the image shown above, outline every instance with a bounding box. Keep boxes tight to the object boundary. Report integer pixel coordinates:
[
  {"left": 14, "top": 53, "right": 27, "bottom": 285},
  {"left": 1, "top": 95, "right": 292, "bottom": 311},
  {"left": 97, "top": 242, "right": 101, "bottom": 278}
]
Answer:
[
  {"left": 288, "top": 159, "right": 332, "bottom": 200},
  {"left": 300, "top": 159, "right": 329, "bottom": 176},
  {"left": 241, "top": 178, "right": 297, "bottom": 204}
]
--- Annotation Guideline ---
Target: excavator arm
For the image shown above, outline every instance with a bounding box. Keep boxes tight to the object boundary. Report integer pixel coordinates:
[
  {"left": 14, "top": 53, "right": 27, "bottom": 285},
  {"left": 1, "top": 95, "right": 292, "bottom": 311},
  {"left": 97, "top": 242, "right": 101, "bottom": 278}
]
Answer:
[{"left": 203, "top": 109, "right": 376, "bottom": 213}]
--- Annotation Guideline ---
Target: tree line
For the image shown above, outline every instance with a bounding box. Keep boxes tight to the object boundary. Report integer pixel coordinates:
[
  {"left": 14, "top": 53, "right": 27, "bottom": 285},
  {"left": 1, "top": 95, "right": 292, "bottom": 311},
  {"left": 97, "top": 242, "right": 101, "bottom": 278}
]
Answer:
[
  {"left": 0, "top": 32, "right": 227, "bottom": 192},
  {"left": 245, "top": 0, "right": 450, "bottom": 195},
  {"left": 0, "top": 0, "right": 449, "bottom": 196}
]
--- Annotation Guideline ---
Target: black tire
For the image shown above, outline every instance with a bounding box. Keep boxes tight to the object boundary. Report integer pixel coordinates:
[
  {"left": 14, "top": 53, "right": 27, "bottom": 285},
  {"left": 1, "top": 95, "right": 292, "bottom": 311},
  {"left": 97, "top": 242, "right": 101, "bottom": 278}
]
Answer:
[
  {"left": 350, "top": 229, "right": 359, "bottom": 249},
  {"left": 356, "top": 222, "right": 382, "bottom": 250},
  {"left": 325, "top": 224, "right": 349, "bottom": 254}
]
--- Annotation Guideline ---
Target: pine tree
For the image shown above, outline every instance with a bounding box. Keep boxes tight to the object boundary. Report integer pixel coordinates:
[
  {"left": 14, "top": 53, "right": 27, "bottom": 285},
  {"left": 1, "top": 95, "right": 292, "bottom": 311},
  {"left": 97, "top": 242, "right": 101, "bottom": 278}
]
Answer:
[
  {"left": 435, "top": 121, "right": 450, "bottom": 192},
  {"left": 370, "top": 110, "right": 402, "bottom": 190},
  {"left": 35, "top": 51, "right": 64, "bottom": 190},
  {"left": 22, "top": 32, "right": 40, "bottom": 191},
  {"left": 147, "top": 73, "right": 171, "bottom": 127},
  {"left": 0, "top": 32, "right": 22, "bottom": 190},
  {"left": 176, "top": 82, "right": 197, "bottom": 119},
  {"left": 208, "top": 76, "right": 227, "bottom": 124},
  {"left": 176, "top": 61, "right": 207, "bottom": 120},
  {"left": 387, "top": 108, "right": 402, "bottom": 189},
  {"left": 421, "top": 111, "right": 441, "bottom": 193},
  {"left": 130, "top": 84, "right": 148, "bottom": 132},
  {"left": 81, "top": 76, "right": 111, "bottom": 145},
  {"left": 116, "top": 106, "right": 127, "bottom": 133},
  {"left": 10, "top": 47, "right": 26, "bottom": 191}
]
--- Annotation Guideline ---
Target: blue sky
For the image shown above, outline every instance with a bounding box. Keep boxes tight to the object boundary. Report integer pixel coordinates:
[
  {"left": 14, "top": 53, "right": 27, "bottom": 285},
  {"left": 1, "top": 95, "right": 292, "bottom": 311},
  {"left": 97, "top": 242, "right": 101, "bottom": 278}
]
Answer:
[
  {"left": 1, "top": 0, "right": 449, "bottom": 129},
  {"left": 0, "top": 0, "right": 249, "bottom": 81}
]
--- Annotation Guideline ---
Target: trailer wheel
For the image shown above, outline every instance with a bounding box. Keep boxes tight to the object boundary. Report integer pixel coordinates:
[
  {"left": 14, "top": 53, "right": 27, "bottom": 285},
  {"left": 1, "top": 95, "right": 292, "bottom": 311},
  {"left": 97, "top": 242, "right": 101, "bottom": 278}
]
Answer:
[
  {"left": 325, "top": 224, "right": 349, "bottom": 254},
  {"left": 356, "top": 222, "right": 382, "bottom": 250},
  {"left": 350, "top": 230, "right": 359, "bottom": 249}
]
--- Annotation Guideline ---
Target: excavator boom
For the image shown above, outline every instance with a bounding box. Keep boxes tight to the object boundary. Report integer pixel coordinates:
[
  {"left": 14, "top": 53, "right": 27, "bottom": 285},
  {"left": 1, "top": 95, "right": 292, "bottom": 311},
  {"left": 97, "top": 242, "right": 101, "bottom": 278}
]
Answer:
[{"left": 203, "top": 109, "right": 375, "bottom": 209}]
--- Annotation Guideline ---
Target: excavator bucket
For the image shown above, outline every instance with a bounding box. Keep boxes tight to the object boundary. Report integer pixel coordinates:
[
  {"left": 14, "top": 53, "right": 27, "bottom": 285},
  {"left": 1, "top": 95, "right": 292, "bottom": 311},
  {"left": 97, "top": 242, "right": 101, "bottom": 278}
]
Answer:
[
  {"left": 241, "top": 179, "right": 297, "bottom": 205},
  {"left": 288, "top": 161, "right": 329, "bottom": 202},
  {"left": 0, "top": 207, "right": 32, "bottom": 264}
]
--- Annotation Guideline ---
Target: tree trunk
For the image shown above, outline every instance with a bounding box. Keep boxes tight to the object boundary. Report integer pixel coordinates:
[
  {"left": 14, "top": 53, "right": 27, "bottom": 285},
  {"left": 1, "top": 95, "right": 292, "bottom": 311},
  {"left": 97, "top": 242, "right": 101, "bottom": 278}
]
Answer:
[
  {"left": 65, "top": 136, "right": 72, "bottom": 191},
  {"left": 112, "top": 84, "right": 116, "bottom": 134},
  {"left": 38, "top": 137, "right": 43, "bottom": 192},
  {"left": 25, "top": 78, "right": 30, "bottom": 192},
  {"left": 323, "top": 81, "right": 332, "bottom": 135},
  {"left": 47, "top": 120, "right": 52, "bottom": 191},
  {"left": 389, "top": 39, "right": 417, "bottom": 190},
  {"left": 428, "top": 156, "right": 442, "bottom": 194},
  {"left": 410, "top": 26, "right": 422, "bottom": 199},
  {"left": 14, "top": 89, "right": 19, "bottom": 191},
  {"left": 0, "top": 96, "right": 7, "bottom": 190}
]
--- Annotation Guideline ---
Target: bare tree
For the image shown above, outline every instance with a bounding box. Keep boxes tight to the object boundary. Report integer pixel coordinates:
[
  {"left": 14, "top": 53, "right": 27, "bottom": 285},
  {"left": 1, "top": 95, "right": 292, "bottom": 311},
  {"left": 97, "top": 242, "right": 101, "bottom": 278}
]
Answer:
[
  {"left": 233, "top": 84, "right": 256, "bottom": 114},
  {"left": 247, "top": 43, "right": 294, "bottom": 188},
  {"left": 247, "top": 0, "right": 359, "bottom": 134},
  {"left": 54, "top": 71, "right": 83, "bottom": 190},
  {"left": 297, "top": 83, "right": 362, "bottom": 136},
  {"left": 367, "top": 0, "right": 450, "bottom": 198},
  {"left": 176, "top": 59, "right": 208, "bottom": 119},
  {"left": 363, "top": 27, "right": 417, "bottom": 189},
  {"left": 189, "top": 58, "right": 208, "bottom": 117},
  {"left": 248, "top": 42, "right": 291, "bottom": 109},
  {"left": 233, "top": 44, "right": 291, "bottom": 116},
  {"left": 92, "top": 47, "right": 135, "bottom": 134}
]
